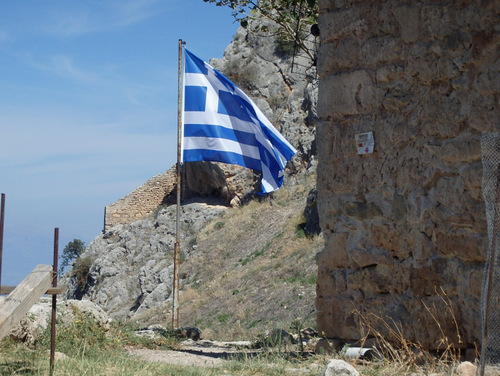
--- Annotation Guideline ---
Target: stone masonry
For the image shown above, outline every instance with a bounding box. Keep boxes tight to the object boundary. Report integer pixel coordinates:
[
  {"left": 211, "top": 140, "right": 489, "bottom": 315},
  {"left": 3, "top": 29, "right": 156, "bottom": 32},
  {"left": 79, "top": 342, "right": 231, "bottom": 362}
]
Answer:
[
  {"left": 316, "top": 0, "right": 499, "bottom": 349},
  {"left": 104, "top": 167, "right": 177, "bottom": 231}
]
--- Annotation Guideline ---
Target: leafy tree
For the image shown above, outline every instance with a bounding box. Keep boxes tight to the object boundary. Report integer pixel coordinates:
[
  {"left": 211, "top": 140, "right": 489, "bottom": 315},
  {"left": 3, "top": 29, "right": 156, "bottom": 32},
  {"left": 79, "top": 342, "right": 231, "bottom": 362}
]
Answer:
[
  {"left": 203, "top": 0, "right": 319, "bottom": 61},
  {"left": 59, "top": 238, "right": 85, "bottom": 276}
]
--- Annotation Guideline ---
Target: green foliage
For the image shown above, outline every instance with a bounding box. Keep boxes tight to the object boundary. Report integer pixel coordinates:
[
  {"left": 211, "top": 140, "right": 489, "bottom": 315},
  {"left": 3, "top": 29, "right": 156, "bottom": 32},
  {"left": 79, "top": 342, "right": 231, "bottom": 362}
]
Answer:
[
  {"left": 0, "top": 309, "right": 184, "bottom": 375},
  {"left": 222, "top": 56, "right": 258, "bottom": 90},
  {"left": 59, "top": 238, "right": 85, "bottom": 275},
  {"left": 203, "top": 0, "right": 318, "bottom": 61},
  {"left": 238, "top": 242, "right": 269, "bottom": 266},
  {"left": 218, "top": 313, "right": 230, "bottom": 323},
  {"left": 295, "top": 223, "right": 306, "bottom": 238},
  {"left": 38, "top": 307, "right": 113, "bottom": 358},
  {"left": 285, "top": 274, "right": 316, "bottom": 285},
  {"left": 188, "top": 237, "right": 197, "bottom": 247},
  {"left": 214, "top": 221, "right": 225, "bottom": 230},
  {"left": 274, "top": 32, "right": 296, "bottom": 56},
  {"left": 72, "top": 256, "right": 94, "bottom": 291}
]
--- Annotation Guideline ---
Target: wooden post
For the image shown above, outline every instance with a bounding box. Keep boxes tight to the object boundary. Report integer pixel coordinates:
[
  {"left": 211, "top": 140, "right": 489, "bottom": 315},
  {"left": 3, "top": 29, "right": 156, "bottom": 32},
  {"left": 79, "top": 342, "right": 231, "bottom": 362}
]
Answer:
[
  {"left": 0, "top": 286, "right": 64, "bottom": 295},
  {"left": 0, "top": 264, "right": 52, "bottom": 341}
]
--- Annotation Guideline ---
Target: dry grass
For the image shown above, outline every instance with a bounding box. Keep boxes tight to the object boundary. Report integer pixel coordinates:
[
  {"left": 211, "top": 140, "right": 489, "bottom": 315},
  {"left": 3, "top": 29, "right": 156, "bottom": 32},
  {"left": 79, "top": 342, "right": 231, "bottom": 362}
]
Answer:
[
  {"left": 134, "top": 173, "right": 321, "bottom": 341},
  {"left": 350, "top": 288, "right": 471, "bottom": 376}
]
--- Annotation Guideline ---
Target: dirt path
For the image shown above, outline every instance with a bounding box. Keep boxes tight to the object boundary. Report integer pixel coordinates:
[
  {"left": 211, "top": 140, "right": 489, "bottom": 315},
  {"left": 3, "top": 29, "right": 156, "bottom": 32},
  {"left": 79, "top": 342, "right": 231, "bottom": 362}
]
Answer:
[{"left": 127, "top": 339, "right": 255, "bottom": 368}]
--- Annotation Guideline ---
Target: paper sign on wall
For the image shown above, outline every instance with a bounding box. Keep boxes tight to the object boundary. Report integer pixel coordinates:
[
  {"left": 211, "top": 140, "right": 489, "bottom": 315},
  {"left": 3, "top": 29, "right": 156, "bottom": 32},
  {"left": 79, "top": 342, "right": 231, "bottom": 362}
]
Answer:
[{"left": 355, "top": 132, "right": 374, "bottom": 155}]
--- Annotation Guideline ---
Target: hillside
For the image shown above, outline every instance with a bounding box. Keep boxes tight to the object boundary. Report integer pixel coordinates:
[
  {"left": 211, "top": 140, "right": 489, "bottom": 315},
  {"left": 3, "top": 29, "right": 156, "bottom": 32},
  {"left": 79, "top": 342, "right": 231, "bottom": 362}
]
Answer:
[
  {"left": 66, "top": 17, "right": 321, "bottom": 340},
  {"left": 136, "top": 172, "right": 321, "bottom": 339},
  {"left": 67, "top": 171, "right": 321, "bottom": 340}
]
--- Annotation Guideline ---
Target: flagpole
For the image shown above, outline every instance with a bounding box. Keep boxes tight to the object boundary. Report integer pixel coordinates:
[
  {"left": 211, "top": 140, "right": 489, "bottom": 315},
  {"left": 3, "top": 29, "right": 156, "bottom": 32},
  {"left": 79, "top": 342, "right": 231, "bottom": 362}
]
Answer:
[{"left": 172, "top": 39, "right": 184, "bottom": 330}]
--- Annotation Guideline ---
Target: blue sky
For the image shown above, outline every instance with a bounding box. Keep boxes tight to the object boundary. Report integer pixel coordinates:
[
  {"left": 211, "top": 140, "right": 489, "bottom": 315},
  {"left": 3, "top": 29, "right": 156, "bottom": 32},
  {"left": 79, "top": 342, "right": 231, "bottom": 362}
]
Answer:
[{"left": 0, "top": 0, "right": 240, "bottom": 285}]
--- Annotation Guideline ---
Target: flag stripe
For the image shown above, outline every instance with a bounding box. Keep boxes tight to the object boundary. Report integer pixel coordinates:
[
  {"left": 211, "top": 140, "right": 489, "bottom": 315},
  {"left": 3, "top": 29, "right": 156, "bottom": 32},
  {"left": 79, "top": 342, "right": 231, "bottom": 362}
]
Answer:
[
  {"left": 184, "top": 149, "right": 261, "bottom": 171},
  {"left": 184, "top": 136, "right": 260, "bottom": 161},
  {"left": 184, "top": 123, "right": 257, "bottom": 146}
]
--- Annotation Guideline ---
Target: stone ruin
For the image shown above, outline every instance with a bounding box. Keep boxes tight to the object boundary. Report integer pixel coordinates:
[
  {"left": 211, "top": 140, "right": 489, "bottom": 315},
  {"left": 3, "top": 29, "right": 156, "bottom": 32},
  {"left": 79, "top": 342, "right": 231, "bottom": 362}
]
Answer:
[{"left": 315, "top": 0, "right": 499, "bottom": 350}]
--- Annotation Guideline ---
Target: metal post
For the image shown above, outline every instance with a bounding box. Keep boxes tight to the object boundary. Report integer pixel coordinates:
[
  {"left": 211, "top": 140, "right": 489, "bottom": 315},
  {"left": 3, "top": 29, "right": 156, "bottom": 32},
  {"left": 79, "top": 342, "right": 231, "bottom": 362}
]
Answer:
[
  {"left": 479, "top": 163, "right": 500, "bottom": 376},
  {"left": 0, "top": 193, "right": 5, "bottom": 292},
  {"left": 49, "top": 228, "right": 59, "bottom": 376},
  {"left": 172, "top": 39, "right": 185, "bottom": 330}
]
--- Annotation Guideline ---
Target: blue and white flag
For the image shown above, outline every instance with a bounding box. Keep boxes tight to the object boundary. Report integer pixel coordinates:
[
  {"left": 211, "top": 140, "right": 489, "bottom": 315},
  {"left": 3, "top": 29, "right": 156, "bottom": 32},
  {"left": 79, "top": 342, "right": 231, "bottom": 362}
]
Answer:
[{"left": 182, "top": 49, "right": 296, "bottom": 193}]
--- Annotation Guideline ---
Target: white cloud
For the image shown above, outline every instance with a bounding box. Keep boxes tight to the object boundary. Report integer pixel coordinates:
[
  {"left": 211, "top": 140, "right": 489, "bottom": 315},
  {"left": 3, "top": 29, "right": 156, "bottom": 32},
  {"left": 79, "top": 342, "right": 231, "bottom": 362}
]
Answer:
[
  {"left": 42, "top": 0, "right": 168, "bottom": 37},
  {"left": 48, "top": 54, "right": 105, "bottom": 84},
  {"left": 0, "top": 108, "right": 176, "bottom": 170}
]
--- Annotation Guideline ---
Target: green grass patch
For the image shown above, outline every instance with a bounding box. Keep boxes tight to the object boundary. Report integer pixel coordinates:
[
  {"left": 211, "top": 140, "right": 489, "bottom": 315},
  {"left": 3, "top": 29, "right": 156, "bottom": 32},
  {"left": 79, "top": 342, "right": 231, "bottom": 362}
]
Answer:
[{"left": 239, "top": 242, "right": 271, "bottom": 266}]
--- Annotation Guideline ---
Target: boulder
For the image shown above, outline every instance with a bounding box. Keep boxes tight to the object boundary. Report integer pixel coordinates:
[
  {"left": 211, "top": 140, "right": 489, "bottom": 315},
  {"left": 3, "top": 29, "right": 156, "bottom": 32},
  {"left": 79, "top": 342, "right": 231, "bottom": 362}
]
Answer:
[
  {"left": 6, "top": 297, "right": 110, "bottom": 345},
  {"left": 321, "top": 359, "right": 360, "bottom": 376},
  {"left": 455, "top": 361, "right": 477, "bottom": 376}
]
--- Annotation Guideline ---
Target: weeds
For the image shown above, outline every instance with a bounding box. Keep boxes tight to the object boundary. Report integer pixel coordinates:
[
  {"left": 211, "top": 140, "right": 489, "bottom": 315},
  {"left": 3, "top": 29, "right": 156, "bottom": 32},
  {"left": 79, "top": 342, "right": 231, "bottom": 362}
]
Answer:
[
  {"left": 422, "top": 287, "right": 463, "bottom": 361},
  {"left": 351, "top": 288, "right": 467, "bottom": 376},
  {"left": 71, "top": 256, "right": 94, "bottom": 292}
]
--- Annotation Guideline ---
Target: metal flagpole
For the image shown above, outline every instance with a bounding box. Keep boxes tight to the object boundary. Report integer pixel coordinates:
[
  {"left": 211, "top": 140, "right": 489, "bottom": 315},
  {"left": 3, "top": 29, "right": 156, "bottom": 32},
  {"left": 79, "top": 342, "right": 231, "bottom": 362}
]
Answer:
[
  {"left": 49, "top": 227, "right": 59, "bottom": 376},
  {"left": 173, "top": 39, "right": 185, "bottom": 330},
  {"left": 0, "top": 193, "right": 5, "bottom": 292}
]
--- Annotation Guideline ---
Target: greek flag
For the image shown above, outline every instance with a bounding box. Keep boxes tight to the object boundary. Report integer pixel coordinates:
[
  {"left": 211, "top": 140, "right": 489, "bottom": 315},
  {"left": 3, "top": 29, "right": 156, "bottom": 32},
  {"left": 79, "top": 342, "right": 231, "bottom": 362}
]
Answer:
[{"left": 182, "top": 49, "right": 296, "bottom": 193}]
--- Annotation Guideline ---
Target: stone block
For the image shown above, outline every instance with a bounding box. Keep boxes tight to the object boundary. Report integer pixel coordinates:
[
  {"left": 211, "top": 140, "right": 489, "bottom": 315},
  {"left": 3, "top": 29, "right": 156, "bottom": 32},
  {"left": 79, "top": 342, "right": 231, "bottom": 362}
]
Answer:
[
  {"left": 318, "top": 39, "right": 361, "bottom": 75},
  {"left": 436, "top": 232, "right": 486, "bottom": 262},
  {"left": 376, "top": 64, "right": 404, "bottom": 84},
  {"left": 360, "top": 36, "right": 402, "bottom": 68},
  {"left": 318, "top": 7, "right": 365, "bottom": 42},
  {"left": 392, "top": 4, "right": 421, "bottom": 43},
  {"left": 318, "top": 70, "right": 383, "bottom": 117},
  {"left": 317, "top": 232, "right": 349, "bottom": 268},
  {"left": 317, "top": 268, "right": 347, "bottom": 298},
  {"left": 344, "top": 201, "right": 383, "bottom": 220},
  {"left": 316, "top": 297, "right": 358, "bottom": 339}
]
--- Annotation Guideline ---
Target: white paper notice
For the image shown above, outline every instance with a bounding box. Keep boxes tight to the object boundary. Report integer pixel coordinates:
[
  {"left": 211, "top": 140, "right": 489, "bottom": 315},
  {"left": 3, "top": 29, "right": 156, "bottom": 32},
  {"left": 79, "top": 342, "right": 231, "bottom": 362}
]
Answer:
[{"left": 355, "top": 132, "right": 374, "bottom": 155}]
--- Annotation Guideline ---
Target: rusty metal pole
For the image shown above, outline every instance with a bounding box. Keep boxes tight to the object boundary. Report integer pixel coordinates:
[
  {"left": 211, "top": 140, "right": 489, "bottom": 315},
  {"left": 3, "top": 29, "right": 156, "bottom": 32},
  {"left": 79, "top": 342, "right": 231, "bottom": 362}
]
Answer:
[
  {"left": 49, "top": 228, "right": 59, "bottom": 376},
  {"left": 172, "top": 39, "right": 185, "bottom": 330},
  {"left": 0, "top": 193, "right": 5, "bottom": 292}
]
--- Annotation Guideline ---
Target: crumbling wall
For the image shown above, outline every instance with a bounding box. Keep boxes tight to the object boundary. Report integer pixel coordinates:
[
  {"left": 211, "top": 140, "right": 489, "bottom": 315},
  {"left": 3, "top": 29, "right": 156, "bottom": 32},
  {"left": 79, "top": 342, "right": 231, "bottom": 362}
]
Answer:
[
  {"left": 316, "top": 0, "right": 499, "bottom": 349},
  {"left": 104, "top": 167, "right": 177, "bottom": 231}
]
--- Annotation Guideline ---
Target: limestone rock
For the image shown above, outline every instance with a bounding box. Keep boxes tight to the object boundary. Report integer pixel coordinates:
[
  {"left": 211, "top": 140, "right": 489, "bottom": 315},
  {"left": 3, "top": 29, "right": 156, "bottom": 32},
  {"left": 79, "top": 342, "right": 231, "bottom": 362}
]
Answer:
[
  {"left": 210, "top": 18, "right": 318, "bottom": 175},
  {"left": 455, "top": 361, "right": 477, "bottom": 376},
  {"left": 67, "top": 203, "right": 227, "bottom": 318},
  {"left": 6, "top": 297, "right": 52, "bottom": 344},
  {"left": 6, "top": 297, "right": 110, "bottom": 345},
  {"left": 321, "top": 359, "right": 360, "bottom": 376}
]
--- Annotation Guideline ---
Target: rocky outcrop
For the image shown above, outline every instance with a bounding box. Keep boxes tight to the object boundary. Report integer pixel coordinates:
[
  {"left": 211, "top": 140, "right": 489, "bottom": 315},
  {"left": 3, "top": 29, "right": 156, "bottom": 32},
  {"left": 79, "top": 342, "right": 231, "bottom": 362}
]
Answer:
[
  {"left": 67, "top": 203, "right": 227, "bottom": 317},
  {"left": 210, "top": 18, "right": 319, "bottom": 177},
  {"left": 316, "top": 0, "right": 499, "bottom": 350},
  {"left": 5, "top": 298, "right": 110, "bottom": 345}
]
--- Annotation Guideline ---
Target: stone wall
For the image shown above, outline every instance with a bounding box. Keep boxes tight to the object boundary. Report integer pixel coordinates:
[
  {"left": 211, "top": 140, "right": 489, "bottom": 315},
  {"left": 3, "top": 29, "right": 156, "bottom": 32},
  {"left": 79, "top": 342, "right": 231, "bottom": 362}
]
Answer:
[
  {"left": 104, "top": 167, "right": 177, "bottom": 231},
  {"left": 316, "top": 0, "right": 499, "bottom": 349}
]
